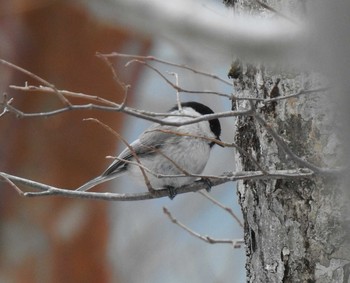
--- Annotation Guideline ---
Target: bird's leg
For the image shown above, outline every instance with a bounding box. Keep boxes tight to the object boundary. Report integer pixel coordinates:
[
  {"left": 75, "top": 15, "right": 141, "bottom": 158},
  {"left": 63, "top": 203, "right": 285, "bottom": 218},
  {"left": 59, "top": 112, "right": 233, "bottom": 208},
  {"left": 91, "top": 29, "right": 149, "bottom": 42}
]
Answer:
[
  {"left": 164, "top": 185, "right": 178, "bottom": 200},
  {"left": 196, "top": 178, "right": 213, "bottom": 192}
]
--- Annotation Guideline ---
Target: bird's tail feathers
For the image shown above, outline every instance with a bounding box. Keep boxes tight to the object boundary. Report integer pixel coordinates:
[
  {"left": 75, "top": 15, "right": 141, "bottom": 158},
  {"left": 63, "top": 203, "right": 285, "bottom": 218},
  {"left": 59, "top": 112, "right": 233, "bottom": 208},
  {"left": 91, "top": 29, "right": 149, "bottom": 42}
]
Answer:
[{"left": 76, "top": 171, "right": 125, "bottom": 191}]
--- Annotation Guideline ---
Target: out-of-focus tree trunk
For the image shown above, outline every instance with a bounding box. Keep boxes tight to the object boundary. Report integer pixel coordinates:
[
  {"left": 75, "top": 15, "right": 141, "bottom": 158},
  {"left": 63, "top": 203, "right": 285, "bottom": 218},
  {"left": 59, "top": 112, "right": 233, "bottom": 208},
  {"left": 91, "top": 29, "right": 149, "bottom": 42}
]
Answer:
[{"left": 231, "top": 0, "right": 350, "bottom": 282}]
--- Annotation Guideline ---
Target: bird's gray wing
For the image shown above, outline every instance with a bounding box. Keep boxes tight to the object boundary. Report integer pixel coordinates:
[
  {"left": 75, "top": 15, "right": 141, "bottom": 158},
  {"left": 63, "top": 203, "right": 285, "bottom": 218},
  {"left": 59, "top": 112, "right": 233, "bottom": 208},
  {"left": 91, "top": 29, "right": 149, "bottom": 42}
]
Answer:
[
  {"left": 102, "top": 124, "right": 180, "bottom": 176},
  {"left": 76, "top": 124, "right": 181, "bottom": 191},
  {"left": 76, "top": 138, "right": 152, "bottom": 191}
]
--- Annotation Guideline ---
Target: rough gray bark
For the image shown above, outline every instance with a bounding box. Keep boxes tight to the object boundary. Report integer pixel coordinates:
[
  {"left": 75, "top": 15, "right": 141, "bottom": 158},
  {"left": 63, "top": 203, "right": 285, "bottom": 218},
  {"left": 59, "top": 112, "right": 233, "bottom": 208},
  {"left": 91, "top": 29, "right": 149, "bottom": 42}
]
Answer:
[{"left": 231, "top": 1, "right": 350, "bottom": 282}]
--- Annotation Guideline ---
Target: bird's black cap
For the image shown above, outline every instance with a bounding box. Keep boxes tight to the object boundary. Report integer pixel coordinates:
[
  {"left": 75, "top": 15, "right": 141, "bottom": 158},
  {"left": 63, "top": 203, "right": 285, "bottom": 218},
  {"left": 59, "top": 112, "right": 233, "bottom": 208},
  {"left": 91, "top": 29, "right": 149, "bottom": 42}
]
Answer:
[{"left": 171, "top": 101, "right": 222, "bottom": 146}]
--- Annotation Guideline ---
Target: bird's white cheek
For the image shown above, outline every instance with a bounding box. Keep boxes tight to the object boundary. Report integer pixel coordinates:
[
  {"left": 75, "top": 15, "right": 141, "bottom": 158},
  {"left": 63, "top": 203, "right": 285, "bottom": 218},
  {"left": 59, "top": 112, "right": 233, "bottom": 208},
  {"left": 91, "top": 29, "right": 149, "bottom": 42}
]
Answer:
[{"left": 181, "top": 141, "right": 210, "bottom": 173}]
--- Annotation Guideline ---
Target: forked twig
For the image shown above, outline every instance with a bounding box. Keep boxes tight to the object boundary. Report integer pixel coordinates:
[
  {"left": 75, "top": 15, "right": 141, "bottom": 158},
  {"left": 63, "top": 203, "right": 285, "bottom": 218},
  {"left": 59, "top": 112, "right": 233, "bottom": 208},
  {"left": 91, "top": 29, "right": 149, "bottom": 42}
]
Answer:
[
  {"left": 253, "top": 112, "right": 332, "bottom": 175},
  {"left": 96, "top": 53, "right": 130, "bottom": 110},
  {"left": 101, "top": 52, "right": 233, "bottom": 86},
  {"left": 0, "top": 59, "right": 71, "bottom": 106},
  {"left": 1, "top": 169, "right": 316, "bottom": 201},
  {"left": 0, "top": 94, "right": 13, "bottom": 117},
  {"left": 163, "top": 207, "right": 244, "bottom": 248},
  {"left": 10, "top": 85, "right": 119, "bottom": 106},
  {"left": 126, "top": 59, "right": 231, "bottom": 98},
  {"left": 0, "top": 173, "right": 25, "bottom": 195},
  {"left": 199, "top": 191, "right": 244, "bottom": 228},
  {"left": 168, "top": 71, "right": 182, "bottom": 111},
  {"left": 83, "top": 118, "right": 155, "bottom": 194}
]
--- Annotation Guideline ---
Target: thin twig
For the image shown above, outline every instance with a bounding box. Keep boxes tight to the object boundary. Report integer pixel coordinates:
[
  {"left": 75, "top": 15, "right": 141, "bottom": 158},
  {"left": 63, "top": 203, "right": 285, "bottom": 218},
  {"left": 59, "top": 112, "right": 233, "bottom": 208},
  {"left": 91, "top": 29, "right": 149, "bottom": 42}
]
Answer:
[
  {"left": 198, "top": 191, "right": 244, "bottom": 228},
  {"left": 163, "top": 207, "right": 244, "bottom": 248},
  {"left": 83, "top": 118, "right": 155, "bottom": 194},
  {"left": 0, "top": 169, "right": 319, "bottom": 201},
  {"left": 10, "top": 84, "right": 328, "bottom": 106},
  {"left": 229, "top": 141, "right": 268, "bottom": 173},
  {"left": 106, "top": 156, "right": 236, "bottom": 181},
  {"left": 126, "top": 59, "right": 231, "bottom": 98},
  {"left": 96, "top": 53, "right": 129, "bottom": 110},
  {"left": 7, "top": 83, "right": 328, "bottom": 123},
  {"left": 146, "top": 128, "right": 225, "bottom": 147},
  {"left": 233, "top": 87, "right": 329, "bottom": 103},
  {"left": 0, "top": 173, "right": 25, "bottom": 195},
  {"left": 0, "top": 59, "right": 71, "bottom": 106},
  {"left": 168, "top": 71, "right": 182, "bottom": 111},
  {"left": 100, "top": 52, "right": 233, "bottom": 86},
  {"left": 263, "top": 87, "right": 329, "bottom": 103},
  {"left": 253, "top": 111, "right": 333, "bottom": 175},
  {"left": 0, "top": 172, "right": 61, "bottom": 192},
  {"left": 0, "top": 93, "right": 12, "bottom": 117},
  {"left": 0, "top": 99, "right": 252, "bottom": 126},
  {"left": 107, "top": 156, "right": 197, "bottom": 180},
  {"left": 10, "top": 85, "right": 119, "bottom": 107}
]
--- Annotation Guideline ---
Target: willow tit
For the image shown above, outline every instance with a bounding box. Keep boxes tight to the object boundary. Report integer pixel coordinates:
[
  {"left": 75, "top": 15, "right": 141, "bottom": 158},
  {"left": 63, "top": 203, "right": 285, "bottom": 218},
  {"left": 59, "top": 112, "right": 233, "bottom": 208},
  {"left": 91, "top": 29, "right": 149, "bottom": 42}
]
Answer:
[{"left": 77, "top": 101, "right": 222, "bottom": 198}]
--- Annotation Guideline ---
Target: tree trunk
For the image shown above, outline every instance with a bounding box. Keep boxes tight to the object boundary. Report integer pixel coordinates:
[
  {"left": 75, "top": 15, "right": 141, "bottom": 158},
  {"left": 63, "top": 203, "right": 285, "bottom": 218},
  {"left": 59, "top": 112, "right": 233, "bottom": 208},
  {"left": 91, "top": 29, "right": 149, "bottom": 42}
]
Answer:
[{"left": 232, "top": 1, "right": 350, "bottom": 282}]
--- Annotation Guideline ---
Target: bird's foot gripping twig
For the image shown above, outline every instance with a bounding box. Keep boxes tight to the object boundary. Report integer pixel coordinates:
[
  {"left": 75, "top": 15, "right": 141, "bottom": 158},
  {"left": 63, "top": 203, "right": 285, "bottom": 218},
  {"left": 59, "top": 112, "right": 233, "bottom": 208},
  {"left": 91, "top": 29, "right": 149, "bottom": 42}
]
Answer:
[
  {"left": 164, "top": 185, "right": 178, "bottom": 200},
  {"left": 196, "top": 177, "right": 213, "bottom": 192}
]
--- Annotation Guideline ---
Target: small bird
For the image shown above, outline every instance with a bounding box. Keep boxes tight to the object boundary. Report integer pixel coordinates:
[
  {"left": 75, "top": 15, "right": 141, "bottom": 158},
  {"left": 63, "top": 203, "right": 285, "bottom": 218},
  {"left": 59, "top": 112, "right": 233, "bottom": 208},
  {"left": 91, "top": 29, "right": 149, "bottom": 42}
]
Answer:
[{"left": 76, "top": 101, "right": 222, "bottom": 198}]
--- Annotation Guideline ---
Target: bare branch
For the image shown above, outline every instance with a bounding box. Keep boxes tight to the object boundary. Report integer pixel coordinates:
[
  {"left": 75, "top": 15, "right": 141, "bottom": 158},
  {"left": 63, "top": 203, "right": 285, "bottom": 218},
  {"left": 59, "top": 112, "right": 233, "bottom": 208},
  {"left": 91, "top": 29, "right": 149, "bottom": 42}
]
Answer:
[
  {"left": 102, "top": 52, "right": 233, "bottom": 86},
  {"left": 0, "top": 172, "right": 61, "bottom": 193},
  {"left": 10, "top": 85, "right": 119, "bottom": 107},
  {"left": 7, "top": 82, "right": 328, "bottom": 122},
  {"left": 0, "top": 93, "right": 13, "bottom": 117},
  {"left": 263, "top": 87, "right": 329, "bottom": 103},
  {"left": 96, "top": 53, "right": 129, "bottom": 110},
  {"left": 0, "top": 59, "right": 71, "bottom": 106},
  {"left": 83, "top": 118, "right": 155, "bottom": 194},
  {"left": 253, "top": 112, "right": 334, "bottom": 175},
  {"left": 0, "top": 173, "right": 25, "bottom": 196},
  {"left": 0, "top": 97, "right": 252, "bottom": 126},
  {"left": 126, "top": 59, "right": 231, "bottom": 98},
  {"left": 168, "top": 71, "right": 182, "bottom": 111},
  {"left": 233, "top": 87, "right": 329, "bottom": 103},
  {"left": 163, "top": 207, "right": 244, "bottom": 248},
  {"left": 229, "top": 141, "right": 268, "bottom": 173},
  {"left": 0, "top": 169, "right": 318, "bottom": 201},
  {"left": 0, "top": 57, "right": 340, "bottom": 206},
  {"left": 146, "top": 128, "right": 224, "bottom": 147},
  {"left": 198, "top": 191, "right": 244, "bottom": 228}
]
